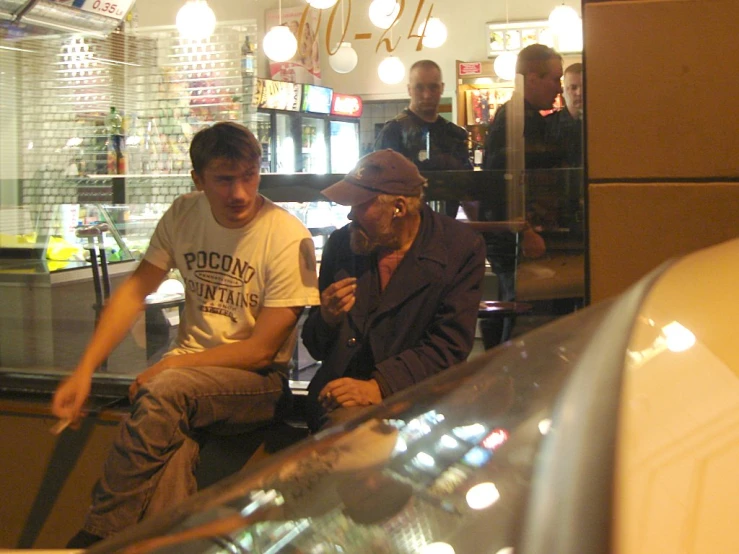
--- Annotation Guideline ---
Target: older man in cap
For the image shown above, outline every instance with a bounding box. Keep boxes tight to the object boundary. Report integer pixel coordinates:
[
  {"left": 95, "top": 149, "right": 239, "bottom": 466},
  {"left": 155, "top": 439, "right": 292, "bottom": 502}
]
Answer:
[{"left": 301, "top": 149, "right": 486, "bottom": 431}]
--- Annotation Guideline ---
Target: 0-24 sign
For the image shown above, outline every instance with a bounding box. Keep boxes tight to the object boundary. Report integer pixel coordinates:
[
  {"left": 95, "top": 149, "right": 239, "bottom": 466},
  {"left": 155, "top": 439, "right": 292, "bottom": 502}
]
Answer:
[{"left": 298, "top": 0, "right": 439, "bottom": 57}]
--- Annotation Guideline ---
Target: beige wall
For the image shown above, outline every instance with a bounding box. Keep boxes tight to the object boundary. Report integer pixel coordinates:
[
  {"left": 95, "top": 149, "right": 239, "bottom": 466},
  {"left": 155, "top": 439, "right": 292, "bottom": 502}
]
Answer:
[{"left": 585, "top": 0, "right": 739, "bottom": 302}]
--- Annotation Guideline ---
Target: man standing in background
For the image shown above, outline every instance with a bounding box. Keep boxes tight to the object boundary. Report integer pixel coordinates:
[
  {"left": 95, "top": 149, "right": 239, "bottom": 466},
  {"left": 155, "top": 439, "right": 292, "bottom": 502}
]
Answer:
[
  {"left": 483, "top": 44, "right": 564, "bottom": 173},
  {"left": 480, "top": 44, "right": 563, "bottom": 346},
  {"left": 374, "top": 60, "right": 472, "bottom": 217},
  {"left": 546, "top": 62, "right": 584, "bottom": 168},
  {"left": 546, "top": 62, "right": 585, "bottom": 236}
]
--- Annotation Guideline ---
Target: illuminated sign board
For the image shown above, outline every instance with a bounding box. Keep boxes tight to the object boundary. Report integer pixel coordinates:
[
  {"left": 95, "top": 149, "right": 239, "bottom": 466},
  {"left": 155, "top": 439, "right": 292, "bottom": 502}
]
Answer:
[
  {"left": 458, "top": 62, "right": 483, "bottom": 76},
  {"left": 255, "top": 79, "right": 302, "bottom": 111},
  {"left": 331, "top": 93, "right": 363, "bottom": 118},
  {"left": 301, "top": 85, "right": 333, "bottom": 114}
]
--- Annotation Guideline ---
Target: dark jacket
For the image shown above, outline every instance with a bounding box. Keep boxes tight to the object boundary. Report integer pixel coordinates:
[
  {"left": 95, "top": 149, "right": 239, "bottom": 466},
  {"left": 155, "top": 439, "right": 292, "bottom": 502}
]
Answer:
[
  {"left": 302, "top": 205, "right": 486, "bottom": 428},
  {"left": 483, "top": 100, "right": 563, "bottom": 171},
  {"left": 374, "top": 109, "right": 472, "bottom": 171},
  {"left": 545, "top": 107, "right": 583, "bottom": 168}
]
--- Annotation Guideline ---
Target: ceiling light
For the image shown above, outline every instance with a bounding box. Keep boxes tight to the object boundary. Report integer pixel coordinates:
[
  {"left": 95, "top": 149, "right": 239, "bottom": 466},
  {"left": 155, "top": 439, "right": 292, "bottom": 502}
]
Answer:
[
  {"left": 328, "top": 42, "right": 358, "bottom": 73},
  {"left": 378, "top": 55, "right": 405, "bottom": 84},
  {"left": 548, "top": 4, "right": 580, "bottom": 33},
  {"left": 307, "top": 0, "right": 339, "bottom": 8},
  {"left": 493, "top": 51, "right": 517, "bottom": 81},
  {"left": 263, "top": 25, "right": 298, "bottom": 63},
  {"left": 417, "top": 17, "right": 447, "bottom": 48},
  {"left": 176, "top": 0, "right": 216, "bottom": 41},
  {"left": 264, "top": 0, "right": 298, "bottom": 63},
  {"left": 369, "top": 0, "right": 400, "bottom": 30}
]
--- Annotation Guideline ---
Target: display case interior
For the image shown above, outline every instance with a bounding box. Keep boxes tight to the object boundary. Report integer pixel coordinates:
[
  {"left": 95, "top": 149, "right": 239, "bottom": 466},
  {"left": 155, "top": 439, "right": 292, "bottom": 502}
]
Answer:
[{"left": 0, "top": 202, "right": 136, "bottom": 269}]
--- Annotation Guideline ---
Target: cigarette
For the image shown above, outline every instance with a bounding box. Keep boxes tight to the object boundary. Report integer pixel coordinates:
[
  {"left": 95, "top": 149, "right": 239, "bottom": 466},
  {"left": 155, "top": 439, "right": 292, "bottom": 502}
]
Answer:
[{"left": 50, "top": 418, "right": 72, "bottom": 435}]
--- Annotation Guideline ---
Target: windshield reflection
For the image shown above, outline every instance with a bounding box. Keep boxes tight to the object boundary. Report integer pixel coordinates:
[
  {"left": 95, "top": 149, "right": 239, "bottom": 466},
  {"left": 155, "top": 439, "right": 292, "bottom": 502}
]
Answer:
[{"left": 97, "top": 300, "right": 613, "bottom": 554}]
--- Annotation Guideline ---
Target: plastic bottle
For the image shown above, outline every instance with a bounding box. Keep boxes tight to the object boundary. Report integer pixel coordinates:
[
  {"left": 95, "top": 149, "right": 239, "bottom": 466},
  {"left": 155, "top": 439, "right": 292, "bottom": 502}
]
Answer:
[
  {"left": 241, "top": 37, "right": 257, "bottom": 121},
  {"left": 241, "top": 36, "right": 255, "bottom": 76}
]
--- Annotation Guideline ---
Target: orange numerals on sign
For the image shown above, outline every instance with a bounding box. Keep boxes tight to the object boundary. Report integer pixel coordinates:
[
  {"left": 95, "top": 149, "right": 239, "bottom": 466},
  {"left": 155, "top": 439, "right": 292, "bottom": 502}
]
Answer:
[
  {"left": 297, "top": 0, "right": 436, "bottom": 57},
  {"left": 376, "top": 0, "right": 435, "bottom": 53},
  {"left": 325, "top": 0, "right": 352, "bottom": 56}
]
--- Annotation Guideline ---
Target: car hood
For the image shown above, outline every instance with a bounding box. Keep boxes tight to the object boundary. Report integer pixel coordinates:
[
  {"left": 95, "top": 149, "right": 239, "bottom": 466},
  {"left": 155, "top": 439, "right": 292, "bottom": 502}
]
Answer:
[{"left": 88, "top": 237, "right": 739, "bottom": 554}]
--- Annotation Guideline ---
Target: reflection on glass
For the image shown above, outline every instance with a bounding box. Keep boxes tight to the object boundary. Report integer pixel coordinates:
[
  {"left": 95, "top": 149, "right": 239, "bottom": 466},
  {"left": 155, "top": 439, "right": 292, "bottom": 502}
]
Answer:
[
  {"left": 301, "top": 117, "right": 327, "bottom": 174},
  {"left": 330, "top": 120, "right": 360, "bottom": 174},
  {"left": 466, "top": 481, "right": 501, "bottom": 510},
  {"left": 420, "top": 542, "right": 456, "bottom": 554},
  {"left": 275, "top": 113, "right": 295, "bottom": 173},
  {"left": 662, "top": 321, "right": 696, "bottom": 353},
  {"left": 538, "top": 418, "right": 552, "bottom": 435}
]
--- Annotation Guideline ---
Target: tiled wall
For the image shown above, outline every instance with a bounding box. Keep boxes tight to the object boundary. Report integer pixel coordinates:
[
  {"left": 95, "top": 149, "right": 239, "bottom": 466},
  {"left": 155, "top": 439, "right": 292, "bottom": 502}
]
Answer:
[{"left": 358, "top": 100, "right": 407, "bottom": 156}]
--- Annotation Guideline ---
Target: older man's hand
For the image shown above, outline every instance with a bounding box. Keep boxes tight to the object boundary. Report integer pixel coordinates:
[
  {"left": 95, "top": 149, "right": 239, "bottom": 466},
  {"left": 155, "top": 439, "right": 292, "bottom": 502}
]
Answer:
[
  {"left": 319, "top": 378, "right": 382, "bottom": 411},
  {"left": 319, "top": 276, "right": 357, "bottom": 326}
]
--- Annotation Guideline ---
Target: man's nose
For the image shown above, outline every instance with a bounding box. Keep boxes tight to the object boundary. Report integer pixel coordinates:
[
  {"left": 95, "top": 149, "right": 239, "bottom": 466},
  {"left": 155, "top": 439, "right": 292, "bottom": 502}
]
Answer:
[
  {"left": 230, "top": 180, "right": 249, "bottom": 200},
  {"left": 347, "top": 208, "right": 356, "bottom": 221}
]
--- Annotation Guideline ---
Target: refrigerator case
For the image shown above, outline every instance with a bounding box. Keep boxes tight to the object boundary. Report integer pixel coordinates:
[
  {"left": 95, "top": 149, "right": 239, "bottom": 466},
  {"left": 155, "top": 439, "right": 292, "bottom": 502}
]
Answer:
[
  {"left": 329, "top": 119, "right": 360, "bottom": 174},
  {"left": 329, "top": 91, "right": 362, "bottom": 174},
  {"left": 252, "top": 79, "right": 359, "bottom": 174}
]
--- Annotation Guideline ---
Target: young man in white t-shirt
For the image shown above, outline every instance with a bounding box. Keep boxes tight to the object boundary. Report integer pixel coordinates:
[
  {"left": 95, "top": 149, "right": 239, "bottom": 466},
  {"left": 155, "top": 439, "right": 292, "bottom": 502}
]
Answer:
[{"left": 52, "top": 122, "right": 320, "bottom": 548}]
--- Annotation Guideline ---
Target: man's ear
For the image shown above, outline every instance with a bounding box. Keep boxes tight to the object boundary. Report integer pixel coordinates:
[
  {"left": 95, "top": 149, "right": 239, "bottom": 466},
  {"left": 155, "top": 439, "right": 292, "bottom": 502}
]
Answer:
[
  {"left": 191, "top": 170, "right": 203, "bottom": 191},
  {"left": 393, "top": 198, "right": 407, "bottom": 217}
]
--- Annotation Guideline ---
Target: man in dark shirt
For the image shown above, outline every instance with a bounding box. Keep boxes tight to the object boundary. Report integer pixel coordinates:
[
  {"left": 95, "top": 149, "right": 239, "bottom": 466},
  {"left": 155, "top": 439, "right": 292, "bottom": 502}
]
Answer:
[
  {"left": 480, "top": 44, "right": 563, "bottom": 345},
  {"left": 483, "top": 44, "right": 564, "bottom": 173},
  {"left": 374, "top": 59, "right": 471, "bottom": 217},
  {"left": 545, "top": 62, "right": 584, "bottom": 235},
  {"left": 546, "top": 62, "right": 583, "bottom": 168}
]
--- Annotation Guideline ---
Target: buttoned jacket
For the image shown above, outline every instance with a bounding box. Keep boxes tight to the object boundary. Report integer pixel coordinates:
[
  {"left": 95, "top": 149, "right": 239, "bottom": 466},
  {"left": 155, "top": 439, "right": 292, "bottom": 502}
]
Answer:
[{"left": 302, "top": 205, "right": 486, "bottom": 406}]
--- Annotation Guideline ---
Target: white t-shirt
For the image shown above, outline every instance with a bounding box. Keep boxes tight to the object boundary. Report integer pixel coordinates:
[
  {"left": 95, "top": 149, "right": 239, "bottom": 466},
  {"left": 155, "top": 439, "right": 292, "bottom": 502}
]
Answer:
[{"left": 144, "top": 192, "right": 320, "bottom": 369}]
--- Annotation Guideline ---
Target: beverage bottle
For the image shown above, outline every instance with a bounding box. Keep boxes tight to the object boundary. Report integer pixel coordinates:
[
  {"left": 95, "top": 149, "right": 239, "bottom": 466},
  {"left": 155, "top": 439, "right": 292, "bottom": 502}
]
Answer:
[
  {"left": 241, "top": 36, "right": 255, "bottom": 76},
  {"left": 241, "top": 37, "right": 257, "bottom": 121}
]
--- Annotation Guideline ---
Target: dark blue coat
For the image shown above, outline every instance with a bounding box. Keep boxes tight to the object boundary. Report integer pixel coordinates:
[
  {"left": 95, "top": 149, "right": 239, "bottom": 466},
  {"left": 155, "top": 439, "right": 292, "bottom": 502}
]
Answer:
[{"left": 302, "top": 205, "right": 486, "bottom": 428}]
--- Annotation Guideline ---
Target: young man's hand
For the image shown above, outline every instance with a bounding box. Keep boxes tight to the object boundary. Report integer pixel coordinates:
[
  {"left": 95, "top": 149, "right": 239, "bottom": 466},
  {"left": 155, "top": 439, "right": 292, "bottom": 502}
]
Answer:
[
  {"left": 128, "top": 358, "right": 173, "bottom": 402},
  {"left": 51, "top": 371, "right": 93, "bottom": 427},
  {"left": 319, "top": 378, "right": 382, "bottom": 411}
]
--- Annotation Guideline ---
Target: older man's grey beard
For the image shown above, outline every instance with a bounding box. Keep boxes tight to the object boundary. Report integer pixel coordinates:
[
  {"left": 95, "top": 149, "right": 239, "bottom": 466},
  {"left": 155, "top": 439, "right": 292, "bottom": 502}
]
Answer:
[{"left": 349, "top": 223, "right": 401, "bottom": 255}]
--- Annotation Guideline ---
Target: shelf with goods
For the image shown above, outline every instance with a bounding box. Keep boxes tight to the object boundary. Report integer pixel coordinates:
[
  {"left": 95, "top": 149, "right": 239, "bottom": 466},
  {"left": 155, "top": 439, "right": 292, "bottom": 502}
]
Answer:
[
  {"left": 13, "top": 21, "right": 258, "bottom": 211},
  {"left": 120, "top": 23, "right": 257, "bottom": 188}
]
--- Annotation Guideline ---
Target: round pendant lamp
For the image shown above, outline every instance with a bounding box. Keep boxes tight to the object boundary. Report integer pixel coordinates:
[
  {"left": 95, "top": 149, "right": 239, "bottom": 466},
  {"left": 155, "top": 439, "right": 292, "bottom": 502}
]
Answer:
[
  {"left": 329, "top": 42, "right": 358, "bottom": 73},
  {"left": 493, "top": 51, "right": 517, "bottom": 81},
  {"left": 369, "top": 0, "right": 400, "bottom": 30},
  {"left": 378, "top": 55, "right": 405, "bottom": 84},
  {"left": 176, "top": 0, "right": 216, "bottom": 41},
  {"left": 417, "top": 17, "right": 447, "bottom": 48},
  {"left": 263, "top": 25, "right": 298, "bottom": 62},
  {"left": 264, "top": 0, "right": 298, "bottom": 63},
  {"left": 307, "top": 0, "right": 339, "bottom": 8},
  {"left": 548, "top": 3, "right": 580, "bottom": 32}
]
